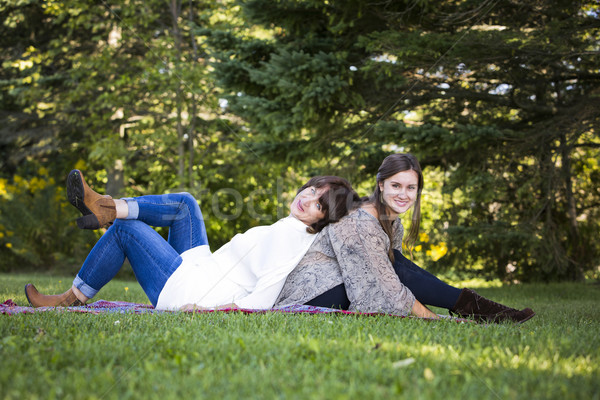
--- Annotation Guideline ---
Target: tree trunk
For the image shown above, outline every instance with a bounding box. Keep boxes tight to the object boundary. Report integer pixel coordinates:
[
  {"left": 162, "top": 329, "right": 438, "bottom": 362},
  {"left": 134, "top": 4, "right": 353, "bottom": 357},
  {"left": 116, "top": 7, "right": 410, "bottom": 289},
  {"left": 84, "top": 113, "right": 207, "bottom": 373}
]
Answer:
[
  {"left": 170, "top": 0, "right": 185, "bottom": 188},
  {"left": 187, "top": 0, "right": 198, "bottom": 189},
  {"left": 560, "top": 133, "right": 585, "bottom": 281},
  {"left": 106, "top": 159, "right": 124, "bottom": 198}
]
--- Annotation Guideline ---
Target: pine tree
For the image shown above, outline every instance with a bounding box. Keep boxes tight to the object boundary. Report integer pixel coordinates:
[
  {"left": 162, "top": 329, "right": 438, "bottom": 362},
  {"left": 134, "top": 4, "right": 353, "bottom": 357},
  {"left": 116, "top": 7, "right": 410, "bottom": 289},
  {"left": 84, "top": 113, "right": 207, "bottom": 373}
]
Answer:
[{"left": 209, "top": 0, "right": 600, "bottom": 280}]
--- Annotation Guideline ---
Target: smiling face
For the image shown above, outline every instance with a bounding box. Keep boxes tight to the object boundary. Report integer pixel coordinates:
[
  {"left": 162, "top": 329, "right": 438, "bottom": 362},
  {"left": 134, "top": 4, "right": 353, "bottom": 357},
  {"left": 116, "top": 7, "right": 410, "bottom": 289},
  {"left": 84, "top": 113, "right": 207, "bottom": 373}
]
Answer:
[
  {"left": 290, "top": 186, "right": 327, "bottom": 226},
  {"left": 378, "top": 170, "right": 419, "bottom": 219}
]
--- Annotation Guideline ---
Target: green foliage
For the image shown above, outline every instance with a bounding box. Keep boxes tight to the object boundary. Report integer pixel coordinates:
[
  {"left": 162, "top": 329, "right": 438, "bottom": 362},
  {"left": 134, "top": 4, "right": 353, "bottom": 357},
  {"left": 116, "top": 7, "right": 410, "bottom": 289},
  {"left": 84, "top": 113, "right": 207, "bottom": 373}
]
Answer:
[
  {"left": 210, "top": 0, "right": 600, "bottom": 281},
  {"left": 1, "top": 0, "right": 599, "bottom": 281},
  {"left": 1, "top": 0, "right": 261, "bottom": 254},
  {"left": 0, "top": 166, "right": 97, "bottom": 272}
]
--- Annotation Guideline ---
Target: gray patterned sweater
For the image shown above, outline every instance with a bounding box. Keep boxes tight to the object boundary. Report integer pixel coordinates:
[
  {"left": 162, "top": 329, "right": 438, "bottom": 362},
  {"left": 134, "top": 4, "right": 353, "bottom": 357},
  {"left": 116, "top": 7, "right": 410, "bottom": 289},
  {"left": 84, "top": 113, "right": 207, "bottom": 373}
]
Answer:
[{"left": 274, "top": 208, "right": 416, "bottom": 316}]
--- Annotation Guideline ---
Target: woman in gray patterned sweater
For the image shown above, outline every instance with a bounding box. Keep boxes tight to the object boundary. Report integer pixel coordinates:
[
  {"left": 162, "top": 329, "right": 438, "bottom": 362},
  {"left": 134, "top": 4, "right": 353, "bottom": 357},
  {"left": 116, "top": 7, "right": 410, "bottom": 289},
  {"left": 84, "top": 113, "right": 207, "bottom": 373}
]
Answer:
[{"left": 275, "top": 154, "right": 535, "bottom": 323}]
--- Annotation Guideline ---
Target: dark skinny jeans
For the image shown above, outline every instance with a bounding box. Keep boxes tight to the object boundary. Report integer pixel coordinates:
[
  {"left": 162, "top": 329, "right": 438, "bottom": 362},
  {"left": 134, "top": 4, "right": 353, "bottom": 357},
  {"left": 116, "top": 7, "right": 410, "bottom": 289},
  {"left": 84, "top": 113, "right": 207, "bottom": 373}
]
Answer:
[{"left": 306, "top": 249, "right": 461, "bottom": 310}]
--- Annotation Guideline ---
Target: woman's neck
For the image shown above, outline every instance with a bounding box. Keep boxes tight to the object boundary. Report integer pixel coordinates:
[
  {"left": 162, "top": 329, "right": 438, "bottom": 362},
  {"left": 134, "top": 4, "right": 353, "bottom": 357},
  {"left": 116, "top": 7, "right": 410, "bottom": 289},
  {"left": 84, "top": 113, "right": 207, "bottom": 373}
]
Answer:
[
  {"left": 360, "top": 202, "right": 378, "bottom": 219},
  {"left": 361, "top": 201, "right": 399, "bottom": 221}
]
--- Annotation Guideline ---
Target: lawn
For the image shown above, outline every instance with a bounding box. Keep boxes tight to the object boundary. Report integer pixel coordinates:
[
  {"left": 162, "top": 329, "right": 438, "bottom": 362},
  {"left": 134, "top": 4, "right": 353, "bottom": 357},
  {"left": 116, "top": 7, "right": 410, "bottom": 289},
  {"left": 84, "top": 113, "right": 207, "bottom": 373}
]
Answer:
[{"left": 1, "top": 273, "right": 598, "bottom": 400}]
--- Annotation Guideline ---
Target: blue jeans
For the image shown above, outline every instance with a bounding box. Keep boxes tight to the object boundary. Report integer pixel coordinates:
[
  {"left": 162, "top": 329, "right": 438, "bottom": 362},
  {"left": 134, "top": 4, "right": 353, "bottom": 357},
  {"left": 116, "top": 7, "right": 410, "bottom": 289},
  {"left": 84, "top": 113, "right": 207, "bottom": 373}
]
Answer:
[
  {"left": 73, "top": 193, "right": 209, "bottom": 307},
  {"left": 390, "top": 250, "right": 461, "bottom": 309},
  {"left": 307, "top": 250, "right": 461, "bottom": 310}
]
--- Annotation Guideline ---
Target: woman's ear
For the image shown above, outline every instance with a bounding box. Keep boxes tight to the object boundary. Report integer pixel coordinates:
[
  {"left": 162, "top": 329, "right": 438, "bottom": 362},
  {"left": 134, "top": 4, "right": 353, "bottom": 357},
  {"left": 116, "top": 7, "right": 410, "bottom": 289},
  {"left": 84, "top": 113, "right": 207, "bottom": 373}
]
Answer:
[{"left": 378, "top": 181, "right": 384, "bottom": 193}]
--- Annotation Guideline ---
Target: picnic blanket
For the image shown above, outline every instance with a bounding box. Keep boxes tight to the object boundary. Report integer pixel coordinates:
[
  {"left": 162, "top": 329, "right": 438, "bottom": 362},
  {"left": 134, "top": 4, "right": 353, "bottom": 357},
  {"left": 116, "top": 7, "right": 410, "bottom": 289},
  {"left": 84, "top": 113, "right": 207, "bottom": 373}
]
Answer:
[
  {"left": 0, "top": 299, "right": 367, "bottom": 316},
  {"left": 0, "top": 299, "right": 471, "bottom": 322}
]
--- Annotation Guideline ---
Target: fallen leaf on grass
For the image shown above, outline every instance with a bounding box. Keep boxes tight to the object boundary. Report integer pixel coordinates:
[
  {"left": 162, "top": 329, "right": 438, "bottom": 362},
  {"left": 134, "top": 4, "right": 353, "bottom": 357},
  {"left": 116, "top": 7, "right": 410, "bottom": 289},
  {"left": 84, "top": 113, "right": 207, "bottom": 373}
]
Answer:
[{"left": 392, "top": 358, "right": 416, "bottom": 368}]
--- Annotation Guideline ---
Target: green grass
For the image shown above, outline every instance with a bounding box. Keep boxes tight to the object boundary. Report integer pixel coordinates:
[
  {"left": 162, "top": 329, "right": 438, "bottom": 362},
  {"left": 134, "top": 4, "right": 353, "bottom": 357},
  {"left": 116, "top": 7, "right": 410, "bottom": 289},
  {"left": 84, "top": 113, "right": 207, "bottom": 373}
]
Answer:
[{"left": 1, "top": 273, "right": 599, "bottom": 400}]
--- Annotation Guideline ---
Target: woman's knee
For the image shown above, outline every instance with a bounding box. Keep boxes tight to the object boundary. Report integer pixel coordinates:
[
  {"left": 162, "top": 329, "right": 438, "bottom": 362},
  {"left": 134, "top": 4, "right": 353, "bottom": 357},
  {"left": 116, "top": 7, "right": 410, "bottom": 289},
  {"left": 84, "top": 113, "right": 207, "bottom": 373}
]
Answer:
[
  {"left": 175, "top": 192, "right": 195, "bottom": 202},
  {"left": 174, "top": 192, "right": 203, "bottom": 217}
]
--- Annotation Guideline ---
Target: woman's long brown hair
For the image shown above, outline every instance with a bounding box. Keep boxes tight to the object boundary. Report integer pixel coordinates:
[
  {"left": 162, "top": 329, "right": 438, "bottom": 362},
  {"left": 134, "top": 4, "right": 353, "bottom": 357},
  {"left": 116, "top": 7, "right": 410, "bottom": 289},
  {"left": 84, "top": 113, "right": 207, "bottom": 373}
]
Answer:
[{"left": 367, "top": 153, "right": 423, "bottom": 262}]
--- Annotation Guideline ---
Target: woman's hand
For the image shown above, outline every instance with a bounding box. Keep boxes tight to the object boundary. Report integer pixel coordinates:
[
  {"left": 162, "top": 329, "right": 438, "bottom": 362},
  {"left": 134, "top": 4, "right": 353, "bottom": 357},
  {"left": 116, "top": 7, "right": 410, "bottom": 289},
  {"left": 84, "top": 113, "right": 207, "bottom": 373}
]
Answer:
[
  {"left": 411, "top": 299, "right": 440, "bottom": 319},
  {"left": 180, "top": 303, "right": 209, "bottom": 311}
]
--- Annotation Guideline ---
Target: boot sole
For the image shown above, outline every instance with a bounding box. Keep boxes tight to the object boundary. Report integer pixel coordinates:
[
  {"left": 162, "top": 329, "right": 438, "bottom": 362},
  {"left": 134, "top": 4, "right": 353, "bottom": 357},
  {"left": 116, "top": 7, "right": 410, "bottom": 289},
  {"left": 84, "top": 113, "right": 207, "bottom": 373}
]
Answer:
[
  {"left": 67, "top": 170, "right": 92, "bottom": 215},
  {"left": 516, "top": 311, "right": 536, "bottom": 324},
  {"left": 67, "top": 170, "right": 101, "bottom": 229}
]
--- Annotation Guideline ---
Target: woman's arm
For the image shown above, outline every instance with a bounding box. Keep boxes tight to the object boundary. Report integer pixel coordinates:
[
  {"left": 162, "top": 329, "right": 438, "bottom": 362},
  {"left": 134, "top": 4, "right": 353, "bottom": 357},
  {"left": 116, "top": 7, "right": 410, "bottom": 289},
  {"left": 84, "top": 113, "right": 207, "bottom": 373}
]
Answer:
[{"left": 180, "top": 303, "right": 238, "bottom": 311}]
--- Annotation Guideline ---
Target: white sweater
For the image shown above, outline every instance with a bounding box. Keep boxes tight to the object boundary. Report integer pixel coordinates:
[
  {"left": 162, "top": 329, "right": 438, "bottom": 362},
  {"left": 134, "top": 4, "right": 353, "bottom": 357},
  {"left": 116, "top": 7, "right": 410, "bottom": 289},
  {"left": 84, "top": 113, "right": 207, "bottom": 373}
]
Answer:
[{"left": 155, "top": 215, "right": 317, "bottom": 310}]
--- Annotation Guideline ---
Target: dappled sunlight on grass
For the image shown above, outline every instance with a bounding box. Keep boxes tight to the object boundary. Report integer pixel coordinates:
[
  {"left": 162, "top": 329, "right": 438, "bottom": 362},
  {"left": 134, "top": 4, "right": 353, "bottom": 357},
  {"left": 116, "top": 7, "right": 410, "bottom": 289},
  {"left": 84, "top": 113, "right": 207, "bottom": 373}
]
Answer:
[
  {"left": 471, "top": 345, "right": 596, "bottom": 378},
  {"left": 444, "top": 277, "right": 504, "bottom": 288},
  {"left": 1, "top": 273, "right": 598, "bottom": 399},
  {"left": 358, "top": 331, "right": 598, "bottom": 398}
]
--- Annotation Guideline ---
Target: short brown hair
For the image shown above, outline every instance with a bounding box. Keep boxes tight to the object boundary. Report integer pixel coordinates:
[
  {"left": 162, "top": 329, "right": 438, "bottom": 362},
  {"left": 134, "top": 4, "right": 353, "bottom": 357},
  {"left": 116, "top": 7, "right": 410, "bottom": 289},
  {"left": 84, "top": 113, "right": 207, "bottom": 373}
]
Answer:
[{"left": 297, "top": 176, "right": 360, "bottom": 233}]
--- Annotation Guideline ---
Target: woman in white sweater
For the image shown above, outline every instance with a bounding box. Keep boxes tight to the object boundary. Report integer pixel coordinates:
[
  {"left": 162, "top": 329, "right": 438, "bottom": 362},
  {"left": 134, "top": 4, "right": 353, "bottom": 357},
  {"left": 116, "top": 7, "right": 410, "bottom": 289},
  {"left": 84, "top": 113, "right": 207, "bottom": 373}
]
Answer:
[{"left": 25, "top": 170, "right": 359, "bottom": 310}]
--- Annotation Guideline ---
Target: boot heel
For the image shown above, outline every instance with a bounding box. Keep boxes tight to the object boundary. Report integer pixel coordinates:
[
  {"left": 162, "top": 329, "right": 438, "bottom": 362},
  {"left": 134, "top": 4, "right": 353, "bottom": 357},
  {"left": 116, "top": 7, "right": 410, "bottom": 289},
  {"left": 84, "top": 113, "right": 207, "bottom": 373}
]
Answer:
[{"left": 76, "top": 214, "right": 100, "bottom": 230}]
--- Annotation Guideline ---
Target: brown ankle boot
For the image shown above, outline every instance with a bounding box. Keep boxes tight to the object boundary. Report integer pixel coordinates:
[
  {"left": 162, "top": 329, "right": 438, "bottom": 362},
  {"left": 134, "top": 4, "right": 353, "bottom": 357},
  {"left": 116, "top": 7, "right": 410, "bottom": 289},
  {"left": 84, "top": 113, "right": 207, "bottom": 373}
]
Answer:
[
  {"left": 67, "top": 169, "right": 116, "bottom": 229},
  {"left": 450, "top": 288, "right": 535, "bottom": 324},
  {"left": 24, "top": 284, "right": 85, "bottom": 307}
]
